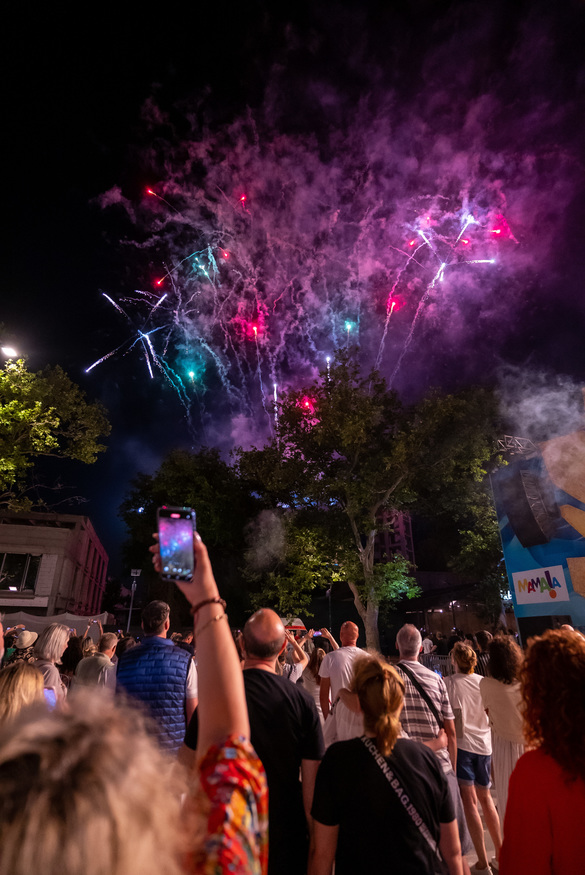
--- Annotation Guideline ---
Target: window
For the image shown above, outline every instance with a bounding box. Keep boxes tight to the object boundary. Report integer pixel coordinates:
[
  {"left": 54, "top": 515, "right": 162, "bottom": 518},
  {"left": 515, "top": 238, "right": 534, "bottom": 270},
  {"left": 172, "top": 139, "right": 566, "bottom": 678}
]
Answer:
[{"left": 0, "top": 553, "right": 41, "bottom": 592}]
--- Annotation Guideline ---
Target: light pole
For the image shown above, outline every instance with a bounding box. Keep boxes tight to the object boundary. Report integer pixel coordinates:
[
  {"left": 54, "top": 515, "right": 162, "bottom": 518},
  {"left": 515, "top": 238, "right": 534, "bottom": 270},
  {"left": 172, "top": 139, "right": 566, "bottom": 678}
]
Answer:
[{"left": 127, "top": 569, "right": 141, "bottom": 633}]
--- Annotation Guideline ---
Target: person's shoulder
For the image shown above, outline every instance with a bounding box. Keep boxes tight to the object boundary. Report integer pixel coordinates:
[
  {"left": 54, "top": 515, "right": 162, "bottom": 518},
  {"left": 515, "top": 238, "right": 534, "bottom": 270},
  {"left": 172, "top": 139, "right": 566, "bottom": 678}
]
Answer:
[
  {"left": 513, "top": 748, "right": 552, "bottom": 777},
  {"left": 319, "top": 650, "right": 334, "bottom": 674},
  {"left": 244, "top": 667, "right": 279, "bottom": 685},
  {"left": 393, "top": 739, "right": 444, "bottom": 779},
  {"left": 400, "top": 660, "right": 440, "bottom": 683},
  {"left": 394, "top": 736, "right": 431, "bottom": 756},
  {"left": 76, "top": 654, "right": 97, "bottom": 670},
  {"left": 246, "top": 669, "right": 315, "bottom": 705},
  {"left": 443, "top": 673, "right": 455, "bottom": 691},
  {"left": 508, "top": 749, "right": 556, "bottom": 793},
  {"left": 325, "top": 736, "right": 364, "bottom": 762}
]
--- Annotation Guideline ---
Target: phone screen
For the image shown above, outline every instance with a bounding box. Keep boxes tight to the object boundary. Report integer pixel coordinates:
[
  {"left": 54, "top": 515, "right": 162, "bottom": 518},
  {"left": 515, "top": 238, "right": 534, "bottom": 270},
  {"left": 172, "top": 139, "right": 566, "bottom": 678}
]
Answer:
[
  {"left": 44, "top": 688, "right": 57, "bottom": 710},
  {"left": 158, "top": 509, "right": 195, "bottom": 581}
]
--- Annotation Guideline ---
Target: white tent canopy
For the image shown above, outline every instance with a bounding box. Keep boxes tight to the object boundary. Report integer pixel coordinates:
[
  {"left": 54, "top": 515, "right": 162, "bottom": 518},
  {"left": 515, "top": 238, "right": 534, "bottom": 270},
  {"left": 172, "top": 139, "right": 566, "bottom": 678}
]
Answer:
[{"left": 3, "top": 611, "right": 109, "bottom": 637}]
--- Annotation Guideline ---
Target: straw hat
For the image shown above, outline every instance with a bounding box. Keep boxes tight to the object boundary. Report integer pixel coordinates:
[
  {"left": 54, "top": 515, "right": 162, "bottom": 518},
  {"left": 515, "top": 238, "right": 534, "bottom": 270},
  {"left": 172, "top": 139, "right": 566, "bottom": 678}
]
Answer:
[{"left": 15, "top": 630, "right": 38, "bottom": 649}]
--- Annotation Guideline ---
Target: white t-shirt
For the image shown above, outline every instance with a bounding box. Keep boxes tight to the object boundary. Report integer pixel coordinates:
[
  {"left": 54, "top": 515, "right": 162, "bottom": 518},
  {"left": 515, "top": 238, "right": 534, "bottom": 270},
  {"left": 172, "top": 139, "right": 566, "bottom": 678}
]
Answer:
[
  {"left": 319, "top": 646, "right": 363, "bottom": 698},
  {"left": 444, "top": 672, "right": 491, "bottom": 755},
  {"left": 186, "top": 660, "right": 198, "bottom": 699},
  {"left": 479, "top": 677, "right": 524, "bottom": 744},
  {"left": 282, "top": 662, "right": 304, "bottom": 683},
  {"left": 422, "top": 638, "right": 434, "bottom": 653}
]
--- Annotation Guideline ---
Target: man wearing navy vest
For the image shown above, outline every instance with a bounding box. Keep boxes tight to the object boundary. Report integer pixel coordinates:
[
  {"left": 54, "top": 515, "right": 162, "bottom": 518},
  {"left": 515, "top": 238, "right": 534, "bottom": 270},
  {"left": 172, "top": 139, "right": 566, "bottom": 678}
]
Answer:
[{"left": 116, "top": 600, "right": 198, "bottom": 753}]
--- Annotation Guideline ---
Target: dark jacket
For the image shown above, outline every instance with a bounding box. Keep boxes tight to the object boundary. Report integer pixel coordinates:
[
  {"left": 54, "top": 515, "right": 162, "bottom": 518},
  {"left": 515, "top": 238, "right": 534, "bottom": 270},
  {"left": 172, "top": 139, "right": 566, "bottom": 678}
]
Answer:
[{"left": 116, "top": 636, "right": 191, "bottom": 752}]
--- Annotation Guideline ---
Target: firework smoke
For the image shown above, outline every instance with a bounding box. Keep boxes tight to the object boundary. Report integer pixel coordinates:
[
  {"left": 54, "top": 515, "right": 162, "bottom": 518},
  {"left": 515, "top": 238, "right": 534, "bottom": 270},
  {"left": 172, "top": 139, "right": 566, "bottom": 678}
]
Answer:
[{"left": 91, "top": 2, "right": 584, "bottom": 449}]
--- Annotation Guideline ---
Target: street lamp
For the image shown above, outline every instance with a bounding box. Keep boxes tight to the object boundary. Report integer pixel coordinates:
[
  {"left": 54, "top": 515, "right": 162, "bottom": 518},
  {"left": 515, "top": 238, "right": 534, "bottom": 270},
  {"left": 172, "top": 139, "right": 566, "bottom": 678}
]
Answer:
[
  {"left": 1, "top": 347, "right": 17, "bottom": 358},
  {"left": 127, "top": 569, "right": 141, "bottom": 634}
]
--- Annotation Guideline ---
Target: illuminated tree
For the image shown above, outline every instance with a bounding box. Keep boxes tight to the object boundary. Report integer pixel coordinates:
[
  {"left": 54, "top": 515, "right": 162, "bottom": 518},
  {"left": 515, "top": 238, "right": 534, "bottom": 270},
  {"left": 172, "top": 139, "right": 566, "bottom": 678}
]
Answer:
[
  {"left": 239, "top": 353, "right": 500, "bottom": 648},
  {"left": 0, "top": 359, "right": 110, "bottom": 509}
]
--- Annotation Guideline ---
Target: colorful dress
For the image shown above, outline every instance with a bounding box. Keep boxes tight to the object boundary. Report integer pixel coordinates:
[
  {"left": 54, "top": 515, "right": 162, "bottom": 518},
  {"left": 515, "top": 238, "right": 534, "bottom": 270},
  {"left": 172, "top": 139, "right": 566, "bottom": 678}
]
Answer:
[{"left": 185, "top": 735, "right": 268, "bottom": 875}]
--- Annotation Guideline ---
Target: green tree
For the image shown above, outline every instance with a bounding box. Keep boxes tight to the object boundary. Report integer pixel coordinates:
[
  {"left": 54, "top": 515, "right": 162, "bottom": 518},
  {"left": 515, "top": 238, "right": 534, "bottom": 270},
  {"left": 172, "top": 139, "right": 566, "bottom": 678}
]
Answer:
[
  {"left": 119, "top": 448, "right": 262, "bottom": 624},
  {"left": 0, "top": 359, "right": 110, "bottom": 509},
  {"left": 446, "top": 484, "right": 508, "bottom": 629},
  {"left": 243, "top": 510, "right": 346, "bottom": 616},
  {"left": 243, "top": 506, "right": 420, "bottom": 626},
  {"left": 239, "top": 352, "right": 501, "bottom": 649}
]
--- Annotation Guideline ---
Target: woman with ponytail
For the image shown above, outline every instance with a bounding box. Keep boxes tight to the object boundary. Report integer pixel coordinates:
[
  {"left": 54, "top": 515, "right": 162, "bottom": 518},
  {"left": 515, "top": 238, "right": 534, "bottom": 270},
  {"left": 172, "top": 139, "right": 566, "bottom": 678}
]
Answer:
[{"left": 309, "top": 654, "right": 464, "bottom": 875}]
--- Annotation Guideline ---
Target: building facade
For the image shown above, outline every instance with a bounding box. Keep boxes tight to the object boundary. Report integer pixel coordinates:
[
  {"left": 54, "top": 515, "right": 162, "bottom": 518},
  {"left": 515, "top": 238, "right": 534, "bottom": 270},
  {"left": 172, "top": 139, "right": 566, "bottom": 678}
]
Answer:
[
  {"left": 374, "top": 509, "right": 415, "bottom": 566},
  {"left": 0, "top": 512, "right": 108, "bottom": 617}
]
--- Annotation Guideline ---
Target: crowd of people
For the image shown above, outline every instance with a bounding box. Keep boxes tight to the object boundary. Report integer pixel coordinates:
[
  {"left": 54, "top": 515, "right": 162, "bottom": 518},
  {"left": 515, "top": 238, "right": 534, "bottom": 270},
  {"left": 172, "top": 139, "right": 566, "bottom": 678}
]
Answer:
[{"left": 0, "top": 536, "right": 585, "bottom": 874}]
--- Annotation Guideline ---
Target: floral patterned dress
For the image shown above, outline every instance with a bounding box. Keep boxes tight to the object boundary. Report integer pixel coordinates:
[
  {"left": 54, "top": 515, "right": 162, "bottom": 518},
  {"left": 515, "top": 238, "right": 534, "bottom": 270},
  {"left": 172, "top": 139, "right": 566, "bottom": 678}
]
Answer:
[{"left": 185, "top": 735, "right": 268, "bottom": 875}]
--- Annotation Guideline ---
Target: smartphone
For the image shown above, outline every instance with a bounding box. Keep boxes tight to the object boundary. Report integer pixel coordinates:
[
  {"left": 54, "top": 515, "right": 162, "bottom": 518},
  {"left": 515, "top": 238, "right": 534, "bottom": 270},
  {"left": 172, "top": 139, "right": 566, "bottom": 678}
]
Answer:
[
  {"left": 157, "top": 506, "right": 196, "bottom": 582},
  {"left": 313, "top": 631, "right": 322, "bottom": 636},
  {"left": 44, "top": 688, "right": 57, "bottom": 710}
]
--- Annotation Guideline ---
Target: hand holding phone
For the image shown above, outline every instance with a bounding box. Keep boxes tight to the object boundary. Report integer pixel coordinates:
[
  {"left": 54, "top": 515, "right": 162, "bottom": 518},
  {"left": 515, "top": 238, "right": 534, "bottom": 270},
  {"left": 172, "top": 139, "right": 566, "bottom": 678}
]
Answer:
[
  {"left": 150, "top": 528, "right": 217, "bottom": 608},
  {"left": 157, "top": 506, "right": 196, "bottom": 582}
]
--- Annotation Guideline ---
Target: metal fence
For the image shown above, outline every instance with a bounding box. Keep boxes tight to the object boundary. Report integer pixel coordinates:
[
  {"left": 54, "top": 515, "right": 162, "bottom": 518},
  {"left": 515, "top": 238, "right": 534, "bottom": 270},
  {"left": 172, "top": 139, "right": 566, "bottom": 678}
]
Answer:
[{"left": 419, "top": 653, "right": 454, "bottom": 678}]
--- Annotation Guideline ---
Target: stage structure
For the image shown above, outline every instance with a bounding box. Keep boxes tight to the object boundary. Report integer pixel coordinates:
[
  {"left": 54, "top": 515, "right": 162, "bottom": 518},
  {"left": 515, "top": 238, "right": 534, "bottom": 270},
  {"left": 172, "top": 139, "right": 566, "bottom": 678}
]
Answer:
[{"left": 492, "top": 421, "right": 585, "bottom": 642}]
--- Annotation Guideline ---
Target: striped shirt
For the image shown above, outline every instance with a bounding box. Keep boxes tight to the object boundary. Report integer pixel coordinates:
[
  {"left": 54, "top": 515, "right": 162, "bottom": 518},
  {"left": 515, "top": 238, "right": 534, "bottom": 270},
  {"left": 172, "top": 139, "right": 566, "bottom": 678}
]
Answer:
[
  {"left": 395, "top": 659, "right": 455, "bottom": 775},
  {"left": 475, "top": 651, "right": 490, "bottom": 677}
]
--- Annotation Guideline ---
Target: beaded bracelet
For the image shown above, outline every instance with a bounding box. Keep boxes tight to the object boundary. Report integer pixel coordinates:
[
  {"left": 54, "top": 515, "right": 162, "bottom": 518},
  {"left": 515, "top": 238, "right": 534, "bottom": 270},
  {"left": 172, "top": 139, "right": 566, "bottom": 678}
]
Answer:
[
  {"left": 190, "top": 596, "right": 227, "bottom": 616},
  {"left": 195, "top": 612, "right": 228, "bottom": 637}
]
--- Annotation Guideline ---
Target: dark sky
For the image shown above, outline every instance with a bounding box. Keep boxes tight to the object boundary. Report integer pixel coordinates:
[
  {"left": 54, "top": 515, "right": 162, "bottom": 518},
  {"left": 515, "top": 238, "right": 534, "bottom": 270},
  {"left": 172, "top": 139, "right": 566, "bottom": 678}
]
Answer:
[{"left": 4, "top": 1, "right": 585, "bottom": 575}]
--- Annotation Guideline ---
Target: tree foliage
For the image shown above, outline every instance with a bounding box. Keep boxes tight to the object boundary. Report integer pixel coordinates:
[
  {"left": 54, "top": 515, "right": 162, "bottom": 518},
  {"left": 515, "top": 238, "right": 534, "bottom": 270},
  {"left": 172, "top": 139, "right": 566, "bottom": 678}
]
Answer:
[
  {"left": 0, "top": 359, "right": 110, "bottom": 508},
  {"left": 239, "top": 352, "right": 502, "bottom": 648},
  {"left": 119, "top": 447, "right": 262, "bottom": 623},
  {"left": 243, "top": 512, "right": 345, "bottom": 616}
]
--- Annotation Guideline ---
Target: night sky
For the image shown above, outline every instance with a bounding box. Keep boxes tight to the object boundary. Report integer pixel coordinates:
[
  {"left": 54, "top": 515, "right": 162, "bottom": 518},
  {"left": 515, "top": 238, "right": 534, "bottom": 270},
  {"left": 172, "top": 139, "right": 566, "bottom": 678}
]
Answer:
[{"left": 4, "top": 0, "right": 585, "bottom": 575}]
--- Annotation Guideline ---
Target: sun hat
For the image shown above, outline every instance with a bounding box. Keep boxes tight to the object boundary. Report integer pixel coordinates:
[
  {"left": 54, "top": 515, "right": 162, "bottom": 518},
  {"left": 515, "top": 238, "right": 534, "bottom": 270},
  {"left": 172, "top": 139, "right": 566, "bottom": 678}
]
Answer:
[{"left": 15, "top": 630, "right": 38, "bottom": 649}]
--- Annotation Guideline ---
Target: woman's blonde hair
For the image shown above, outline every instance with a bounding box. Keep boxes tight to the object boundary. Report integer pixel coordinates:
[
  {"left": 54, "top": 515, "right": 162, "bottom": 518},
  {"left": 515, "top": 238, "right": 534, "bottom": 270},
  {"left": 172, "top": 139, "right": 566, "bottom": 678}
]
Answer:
[
  {"left": 451, "top": 642, "right": 477, "bottom": 674},
  {"left": 33, "top": 624, "right": 70, "bottom": 663},
  {"left": 81, "top": 638, "right": 97, "bottom": 658},
  {"left": 0, "top": 663, "right": 44, "bottom": 724},
  {"left": 0, "top": 693, "right": 193, "bottom": 875},
  {"left": 351, "top": 654, "right": 404, "bottom": 756}
]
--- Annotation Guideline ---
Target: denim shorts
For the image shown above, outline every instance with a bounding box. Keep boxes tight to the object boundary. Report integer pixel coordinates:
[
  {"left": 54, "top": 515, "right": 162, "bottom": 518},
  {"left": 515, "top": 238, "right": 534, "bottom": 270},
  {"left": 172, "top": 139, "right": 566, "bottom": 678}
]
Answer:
[{"left": 456, "top": 748, "right": 492, "bottom": 788}]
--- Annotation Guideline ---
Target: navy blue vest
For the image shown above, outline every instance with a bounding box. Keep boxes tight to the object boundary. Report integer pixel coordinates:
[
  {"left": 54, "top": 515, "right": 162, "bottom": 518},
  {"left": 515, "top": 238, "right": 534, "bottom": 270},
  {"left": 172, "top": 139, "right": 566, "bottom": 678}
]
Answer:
[{"left": 116, "top": 636, "right": 191, "bottom": 752}]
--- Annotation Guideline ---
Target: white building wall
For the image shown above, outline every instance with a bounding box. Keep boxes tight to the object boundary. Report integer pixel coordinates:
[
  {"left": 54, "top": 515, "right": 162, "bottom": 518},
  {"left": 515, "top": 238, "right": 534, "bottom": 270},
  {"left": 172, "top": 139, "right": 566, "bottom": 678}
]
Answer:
[{"left": 0, "top": 514, "right": 109, "bottom": 617}]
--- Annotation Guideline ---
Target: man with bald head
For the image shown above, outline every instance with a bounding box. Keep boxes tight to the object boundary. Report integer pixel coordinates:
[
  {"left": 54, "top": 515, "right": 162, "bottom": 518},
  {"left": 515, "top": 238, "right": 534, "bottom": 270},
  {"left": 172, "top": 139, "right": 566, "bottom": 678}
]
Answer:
[
  {"left": 319, "top": 620, "right": 364, "bottom": 743},
  {"left": 183, "top": 607, "right": 324, "bottom": 875}
]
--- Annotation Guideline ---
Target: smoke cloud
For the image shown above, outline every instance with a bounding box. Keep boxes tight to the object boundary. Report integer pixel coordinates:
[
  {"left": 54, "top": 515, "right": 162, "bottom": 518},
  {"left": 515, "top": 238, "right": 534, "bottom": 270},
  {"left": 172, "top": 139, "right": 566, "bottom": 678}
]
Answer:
[{"left": 94, "top": 1, "right": 585, "bottom": 450}]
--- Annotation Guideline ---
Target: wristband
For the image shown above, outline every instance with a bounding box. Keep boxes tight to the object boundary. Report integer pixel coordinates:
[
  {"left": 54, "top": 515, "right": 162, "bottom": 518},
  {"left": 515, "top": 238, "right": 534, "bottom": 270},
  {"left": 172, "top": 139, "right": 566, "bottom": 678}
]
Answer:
[
  {"left": 195, "top": 613, "right": 228, "bottom": 636},
  {"left": 190, "top": 596, "right": 226, "bottom": 616}
]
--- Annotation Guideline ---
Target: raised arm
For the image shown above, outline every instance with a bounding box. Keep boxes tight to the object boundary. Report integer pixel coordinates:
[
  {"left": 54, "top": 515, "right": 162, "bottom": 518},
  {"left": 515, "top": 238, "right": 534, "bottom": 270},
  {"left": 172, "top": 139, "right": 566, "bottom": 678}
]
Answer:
[
  {"left": 320, "top": 628, "right": 339, "bottom": 650},
  {"left": 151, "top": 533, "right": 249, "bottom": 756},
  {"left": 286, "top": 630, "right": 309, "bottom": 670}
]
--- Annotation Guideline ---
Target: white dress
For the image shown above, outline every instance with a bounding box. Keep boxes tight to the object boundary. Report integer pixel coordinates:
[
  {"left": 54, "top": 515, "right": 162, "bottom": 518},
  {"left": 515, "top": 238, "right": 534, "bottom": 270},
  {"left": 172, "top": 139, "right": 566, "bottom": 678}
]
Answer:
[
  {"left": 301, "top": 668, "right": 324, "bottom": 726},
  {"left": 479, "top": 677, "right": 524, "bottom": 828}
]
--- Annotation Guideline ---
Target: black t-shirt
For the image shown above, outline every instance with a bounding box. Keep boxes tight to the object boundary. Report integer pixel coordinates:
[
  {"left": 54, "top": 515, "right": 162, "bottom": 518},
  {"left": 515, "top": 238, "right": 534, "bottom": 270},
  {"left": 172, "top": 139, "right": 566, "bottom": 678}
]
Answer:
[
  {"left": 184, "top": 668, "right": 324, "bottom": 875},
  {"left": 311, "top": 737, "right": 455, "bottom": 875}
]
